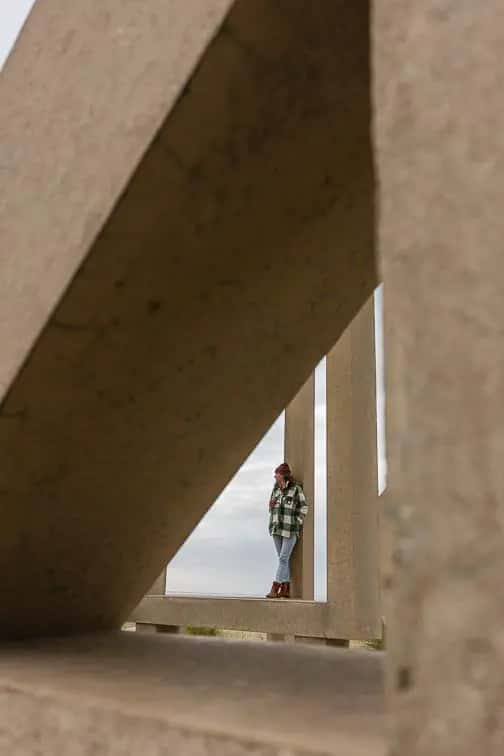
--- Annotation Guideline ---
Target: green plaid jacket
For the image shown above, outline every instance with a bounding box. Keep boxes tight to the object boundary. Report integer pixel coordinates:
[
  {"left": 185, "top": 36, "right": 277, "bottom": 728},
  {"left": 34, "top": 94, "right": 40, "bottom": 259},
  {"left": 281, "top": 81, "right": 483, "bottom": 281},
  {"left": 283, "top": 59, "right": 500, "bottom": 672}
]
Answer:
[{"left": 268, "top": 480, "right": 308, "bottom": 538}]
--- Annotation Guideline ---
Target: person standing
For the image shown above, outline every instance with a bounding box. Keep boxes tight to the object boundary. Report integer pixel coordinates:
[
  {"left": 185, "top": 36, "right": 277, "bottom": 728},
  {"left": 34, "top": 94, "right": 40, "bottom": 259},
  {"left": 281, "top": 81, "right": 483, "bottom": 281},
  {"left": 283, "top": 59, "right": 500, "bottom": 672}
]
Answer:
[{"left": 266, "top": 462, "right": 308, "bottom": 599}]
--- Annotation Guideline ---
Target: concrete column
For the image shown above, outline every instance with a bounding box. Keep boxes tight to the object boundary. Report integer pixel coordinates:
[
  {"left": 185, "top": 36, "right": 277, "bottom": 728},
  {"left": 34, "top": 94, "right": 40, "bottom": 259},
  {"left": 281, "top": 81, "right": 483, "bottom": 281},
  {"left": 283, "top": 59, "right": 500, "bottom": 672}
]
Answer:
[
  {"left": 375, "top": 3, "right": 504, "bottom": 752},
  {"left": 285, "top": 372, "right": 315, "bottom": 600},
  {"left": 326, "top": 296, "right": 381, "bottom": 639},
  {"left": 378, "top": 490, "right": 395, "bottom": 606}
]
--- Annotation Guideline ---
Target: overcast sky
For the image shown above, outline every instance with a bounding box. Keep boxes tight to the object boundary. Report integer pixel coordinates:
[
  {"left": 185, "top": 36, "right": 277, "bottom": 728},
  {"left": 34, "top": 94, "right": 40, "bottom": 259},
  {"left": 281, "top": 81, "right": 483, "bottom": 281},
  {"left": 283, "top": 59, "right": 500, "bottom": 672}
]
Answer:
[
  {"left": 1, "top": 2, "right": 387, "bottom": 602},
  {"left": 0, "top": 0, "right": 35, "bottom": 68}
]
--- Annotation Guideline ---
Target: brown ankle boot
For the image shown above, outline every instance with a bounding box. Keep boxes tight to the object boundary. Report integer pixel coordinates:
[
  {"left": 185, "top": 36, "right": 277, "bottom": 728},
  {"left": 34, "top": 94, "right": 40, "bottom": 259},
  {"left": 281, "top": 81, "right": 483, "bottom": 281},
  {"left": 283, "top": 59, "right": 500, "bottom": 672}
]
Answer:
[
  {"left": 266, "top": 581, "right": 281, "bottom": 598},
  {"left": 278, "top": 582, "right": 291, "bottom": 599}
]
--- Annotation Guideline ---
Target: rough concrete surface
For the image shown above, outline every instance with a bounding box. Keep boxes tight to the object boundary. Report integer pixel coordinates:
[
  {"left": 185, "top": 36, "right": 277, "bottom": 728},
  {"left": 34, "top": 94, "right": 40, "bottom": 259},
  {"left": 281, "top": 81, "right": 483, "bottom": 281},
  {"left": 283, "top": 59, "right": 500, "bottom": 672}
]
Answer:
[
  {"left": 374, "top": 1, "right": 504, "bottom": 754},
  {"left": 0, "top": 0, "right": 234, "bottom": 400},
  {"left": 0, "top": 633, "right": 386, "bottom": 756},
  {"left": 326, "top": 297, "right": 381, "bottom": 638}
]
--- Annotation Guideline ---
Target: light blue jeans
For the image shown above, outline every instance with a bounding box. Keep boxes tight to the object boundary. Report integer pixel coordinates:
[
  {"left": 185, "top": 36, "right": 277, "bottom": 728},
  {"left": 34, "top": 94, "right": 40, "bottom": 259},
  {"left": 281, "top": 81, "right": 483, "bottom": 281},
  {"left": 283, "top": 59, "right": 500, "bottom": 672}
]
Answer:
[{"left": 273, "top": 534, "right": 298, "bottom": 583}]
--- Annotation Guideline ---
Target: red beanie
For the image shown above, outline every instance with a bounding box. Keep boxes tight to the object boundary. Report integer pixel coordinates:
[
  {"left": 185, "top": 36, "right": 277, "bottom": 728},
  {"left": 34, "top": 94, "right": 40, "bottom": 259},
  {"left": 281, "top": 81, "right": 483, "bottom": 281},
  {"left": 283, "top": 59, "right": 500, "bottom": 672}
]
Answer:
[{"left": 275, "top": 463, "right": 292, "bottom": 477}]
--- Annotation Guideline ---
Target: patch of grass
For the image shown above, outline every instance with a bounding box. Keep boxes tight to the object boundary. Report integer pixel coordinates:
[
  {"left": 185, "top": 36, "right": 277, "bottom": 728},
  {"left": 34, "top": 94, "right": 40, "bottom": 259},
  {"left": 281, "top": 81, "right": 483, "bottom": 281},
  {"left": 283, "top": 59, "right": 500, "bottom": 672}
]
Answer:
[
  {"left": 364, "top": 637, "right": 385, "bottom": 651},
  {"left": 185, "top": 625, "right": 217, "bottom": 637}
]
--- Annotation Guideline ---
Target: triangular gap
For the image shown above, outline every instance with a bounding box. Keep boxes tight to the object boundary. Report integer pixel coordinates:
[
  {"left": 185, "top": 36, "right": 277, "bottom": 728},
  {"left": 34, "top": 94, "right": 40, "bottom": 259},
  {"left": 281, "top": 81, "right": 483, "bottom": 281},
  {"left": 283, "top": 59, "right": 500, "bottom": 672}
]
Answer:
[
  {"left": 166, "top": 358, "right": 328, "bottom": 599},
  {"left": 166, "top": 411, "right": 285, "bottom": 598},
  {"left": 0, "top": 1, "right": 38, "bottom": 70}
]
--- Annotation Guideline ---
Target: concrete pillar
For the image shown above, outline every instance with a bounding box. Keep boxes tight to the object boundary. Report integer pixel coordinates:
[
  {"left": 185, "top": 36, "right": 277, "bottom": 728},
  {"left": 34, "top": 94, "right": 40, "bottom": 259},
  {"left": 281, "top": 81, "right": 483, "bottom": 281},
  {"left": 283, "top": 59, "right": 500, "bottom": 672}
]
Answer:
[
  {"left": 378, "top": 490, "right": 395, "bottom": 605},
  {"left": 375, "top": 2, "right": 504, "bottom": 752},
  {"left": 285, "top": 372, "right": 315, "bottom": 600},
  {"left": 326, "top": 296, "right": 381, "bottom": 640}
]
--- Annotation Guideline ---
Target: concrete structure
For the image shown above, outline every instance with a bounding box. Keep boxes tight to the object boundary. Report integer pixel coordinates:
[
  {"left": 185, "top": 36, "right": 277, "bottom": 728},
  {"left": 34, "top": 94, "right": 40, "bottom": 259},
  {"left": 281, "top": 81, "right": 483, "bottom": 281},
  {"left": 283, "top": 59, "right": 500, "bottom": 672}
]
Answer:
[
  {"left": 374, "top": 2, "right": 504, "bottom": 753},
  {"left": 0, "top": 633, "right": 385, "bottom": 756},
  {"left": 4, "top": 0, "right": 503, "bottom": 754},
  {"left": 135, "top": 349, "right": 380, "bottom": 644},
  {"left": 285, "top": 372, "right": 315, "bottom": 600},
  {"left": 326, "top": 297, "right": 381, "bottom": 639},
  {"left": 133, "top": 595, "right": 374, "bottom": 641},
  {"left": 0, "top": 0, "right": 375, "bottom": 640}
]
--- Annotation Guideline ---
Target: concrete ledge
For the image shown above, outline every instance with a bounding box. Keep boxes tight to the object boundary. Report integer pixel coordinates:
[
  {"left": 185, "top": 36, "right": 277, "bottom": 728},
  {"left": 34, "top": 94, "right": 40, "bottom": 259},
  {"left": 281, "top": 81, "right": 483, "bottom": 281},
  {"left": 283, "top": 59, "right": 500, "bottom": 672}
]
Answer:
[
  {"left": 0, "top": 632, "right": 385, "bottom": 755},
  {"left": 132, "top": 595, "right": 382, "bottom": 640}
]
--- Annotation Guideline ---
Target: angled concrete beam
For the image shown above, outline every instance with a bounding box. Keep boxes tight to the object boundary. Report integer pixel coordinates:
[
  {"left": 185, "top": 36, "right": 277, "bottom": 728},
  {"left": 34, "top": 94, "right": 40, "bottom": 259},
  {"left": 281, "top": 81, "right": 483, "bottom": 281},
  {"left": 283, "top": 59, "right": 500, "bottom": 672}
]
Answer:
[{"left": 0, "top": 0, "right": 234, "bottom": 400}]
